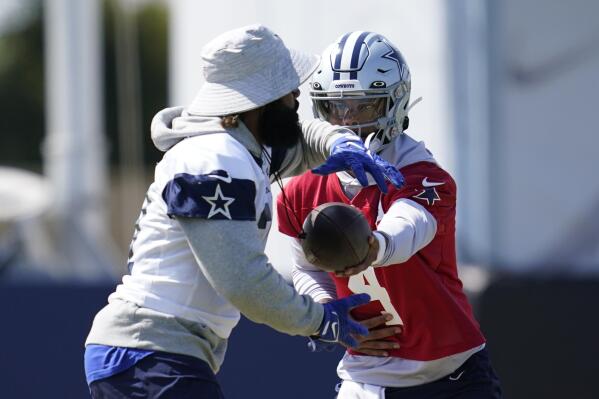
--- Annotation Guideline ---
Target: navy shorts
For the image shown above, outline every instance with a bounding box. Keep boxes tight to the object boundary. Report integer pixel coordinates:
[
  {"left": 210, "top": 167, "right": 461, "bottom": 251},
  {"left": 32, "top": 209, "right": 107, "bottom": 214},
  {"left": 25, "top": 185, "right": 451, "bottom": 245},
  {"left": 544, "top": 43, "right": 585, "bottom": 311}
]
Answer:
[
  {"left": 89, "top": 351, "right": 225, "bottom": 399},
  {"left": 384, "top": 348, "right": 503, "bottom": 399}
]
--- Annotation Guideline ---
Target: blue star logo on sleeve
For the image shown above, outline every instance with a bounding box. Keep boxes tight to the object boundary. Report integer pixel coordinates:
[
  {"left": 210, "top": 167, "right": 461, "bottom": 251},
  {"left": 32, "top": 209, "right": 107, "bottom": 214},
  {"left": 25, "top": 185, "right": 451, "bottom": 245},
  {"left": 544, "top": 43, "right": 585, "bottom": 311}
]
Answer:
[
  {"left": 163, "top": 172, "right": 256, "bottom": 220},
  {"left": 414, "top": 187, "right": 441, "bottom": 206},
  {"left": 413, "top": 177, "right": 444, "bottom": 206},
  {"left": 202, "top": 184, "right": 235, "bottom": 219}
]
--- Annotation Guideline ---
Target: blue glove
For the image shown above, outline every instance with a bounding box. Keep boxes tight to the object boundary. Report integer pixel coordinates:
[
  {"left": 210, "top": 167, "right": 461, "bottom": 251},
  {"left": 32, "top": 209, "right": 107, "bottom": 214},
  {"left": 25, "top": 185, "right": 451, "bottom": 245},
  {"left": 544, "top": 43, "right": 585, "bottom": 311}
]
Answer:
[
  {"left": 313, "top": 293, "right": 371, "bottom": 349},
  {"left": 307, "top": 338, "right": 337, "bottom": 353},
  {"left": 312, "top": 138, "right": 404, "bottom": 193},
  {"left": 370, "top": 151, "right": 405, "bottom": 189}
]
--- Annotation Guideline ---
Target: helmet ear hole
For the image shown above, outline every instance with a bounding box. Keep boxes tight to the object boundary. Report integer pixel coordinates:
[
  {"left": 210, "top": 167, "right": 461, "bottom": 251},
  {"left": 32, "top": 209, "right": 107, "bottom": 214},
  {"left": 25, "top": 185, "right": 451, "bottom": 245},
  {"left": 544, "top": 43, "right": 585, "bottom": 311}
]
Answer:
[
  {"left": 402, "top": 116, "right": 409, "bottom": 130},
  {"left": 370, "top": 81, "right": 386, "bottom": 88}
]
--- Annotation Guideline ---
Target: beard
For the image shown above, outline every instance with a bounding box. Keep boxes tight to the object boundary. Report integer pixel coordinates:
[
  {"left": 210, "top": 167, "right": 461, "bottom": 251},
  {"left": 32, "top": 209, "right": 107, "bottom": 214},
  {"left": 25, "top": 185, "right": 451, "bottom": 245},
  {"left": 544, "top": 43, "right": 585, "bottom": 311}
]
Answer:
[{"left": 258, "top": 99, "right": 302, "bottom": 149}]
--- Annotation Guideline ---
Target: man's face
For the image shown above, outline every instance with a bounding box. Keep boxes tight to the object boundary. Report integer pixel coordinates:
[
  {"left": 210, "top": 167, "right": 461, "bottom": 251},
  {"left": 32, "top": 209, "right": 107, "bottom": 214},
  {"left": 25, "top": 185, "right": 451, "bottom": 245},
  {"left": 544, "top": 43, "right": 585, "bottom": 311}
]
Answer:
[
  {"left": 280, "top": 89, "right": 300, "bottom": 110},
  {"left": 315, "top": 97, "right": 386, "bottom": 138},
  {"left": 258, "top": 89, "right": 302, "bottom": 149}
]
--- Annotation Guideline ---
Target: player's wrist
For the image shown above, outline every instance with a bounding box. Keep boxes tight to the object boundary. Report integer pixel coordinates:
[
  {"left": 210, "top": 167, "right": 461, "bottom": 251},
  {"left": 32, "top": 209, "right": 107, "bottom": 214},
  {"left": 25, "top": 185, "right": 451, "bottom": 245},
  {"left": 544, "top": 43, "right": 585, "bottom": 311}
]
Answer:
[
  {"left": 316, "top": 302, "right": 337, "bottom": 341},
  {"left": 325, "top": 130, "right": 359, "bottom": 153},
  {"left": 371, "top": 231, "right": 387, "bottom": 266},
  {"left": 317, "top": 297, "right": 334, "bottom": 304},
  {"left": 330, "top": 136, "right": 365, "bottom": 155},
  {"left": 309, "top": 302, "right": 329, "bottom": 337}
]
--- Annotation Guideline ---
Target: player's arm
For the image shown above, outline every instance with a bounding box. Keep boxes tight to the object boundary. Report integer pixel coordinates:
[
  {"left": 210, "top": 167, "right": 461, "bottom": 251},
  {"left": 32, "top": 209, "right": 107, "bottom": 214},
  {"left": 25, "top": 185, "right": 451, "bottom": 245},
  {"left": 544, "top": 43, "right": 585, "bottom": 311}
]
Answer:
[
  {"left": 178, "top": 216, "right": 323, "bottom": 336},
  {"left": 160, "top": 158, "right": 322, "bottom": 337},
  {"left": 178, "top": 217, "right": 369, "bottom": 348},
  {"left": 275, "top": 119, "right": 403, "bottom": 193},
  {"left": 289, "top": 236, "right": 400, "bottom": 356},
  {"left": 275, "top": 119, "right": 353, "bottom": 179},
  {"left": 337, "top": 198, "right": 437, "bottom": 277},
  {"left": 375, "top": 198, "right": 437, "bottom": 266},
  {"left": 289, "top": 236, "right": 337, "bottom": 302}
]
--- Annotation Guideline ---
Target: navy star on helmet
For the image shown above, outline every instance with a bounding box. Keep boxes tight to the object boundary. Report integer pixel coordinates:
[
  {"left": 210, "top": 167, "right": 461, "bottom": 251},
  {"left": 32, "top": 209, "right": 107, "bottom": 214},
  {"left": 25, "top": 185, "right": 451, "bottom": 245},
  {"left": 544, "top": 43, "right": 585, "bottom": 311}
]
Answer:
[{"left": 310, "top": 31, "right": 416, "bottom": 154}]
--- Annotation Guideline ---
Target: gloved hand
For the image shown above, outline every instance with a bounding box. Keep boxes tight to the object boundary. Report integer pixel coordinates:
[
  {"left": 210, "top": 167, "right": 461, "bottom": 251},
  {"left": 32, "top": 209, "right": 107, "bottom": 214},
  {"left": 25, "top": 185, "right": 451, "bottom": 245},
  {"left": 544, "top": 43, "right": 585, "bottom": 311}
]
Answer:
[
  {"left": 312, "top": 137, "right": 404, "bottom": 193},
  {"left": 312, "top": 293, "right": 371, "bottom": 349},
  {"left": 307, "top": 338, "right": 337, "bottom": 353},
  {"left": 370, "top": 151, "right": 405, "bottom": 190}
]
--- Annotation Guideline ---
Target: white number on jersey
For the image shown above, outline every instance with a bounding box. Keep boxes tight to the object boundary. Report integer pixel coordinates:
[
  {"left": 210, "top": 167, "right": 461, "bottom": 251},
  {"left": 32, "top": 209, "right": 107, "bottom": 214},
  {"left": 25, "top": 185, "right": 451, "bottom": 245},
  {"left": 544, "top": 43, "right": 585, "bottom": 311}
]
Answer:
[{"left": 348, "top": 268, "right": 403, "bottom": 325}]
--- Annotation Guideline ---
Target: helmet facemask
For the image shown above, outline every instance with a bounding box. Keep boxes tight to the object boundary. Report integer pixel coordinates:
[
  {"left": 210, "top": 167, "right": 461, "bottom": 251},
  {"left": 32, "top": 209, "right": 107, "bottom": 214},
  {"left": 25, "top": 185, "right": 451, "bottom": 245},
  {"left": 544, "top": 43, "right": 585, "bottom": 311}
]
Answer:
[
  {"left": 311, "top": 80, "right": 411, "bottom": 153},
  {"left": 313, "top": 92, "right": 387, "bottom": 136}
]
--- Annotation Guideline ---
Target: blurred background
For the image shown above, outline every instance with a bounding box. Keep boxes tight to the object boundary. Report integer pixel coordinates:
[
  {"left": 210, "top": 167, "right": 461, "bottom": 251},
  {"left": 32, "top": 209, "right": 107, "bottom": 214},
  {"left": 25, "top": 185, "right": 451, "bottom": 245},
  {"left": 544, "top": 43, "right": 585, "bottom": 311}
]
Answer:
[{"left": 1, "top": 0, "right": 597, "bottom": 397}]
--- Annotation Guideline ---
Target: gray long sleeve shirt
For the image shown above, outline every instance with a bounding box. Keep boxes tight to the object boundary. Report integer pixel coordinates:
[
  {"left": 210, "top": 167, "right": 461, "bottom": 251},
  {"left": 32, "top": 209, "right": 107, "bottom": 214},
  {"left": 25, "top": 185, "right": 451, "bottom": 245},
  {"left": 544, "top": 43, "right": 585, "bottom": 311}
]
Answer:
[{"left": 86, "top": 107, "right": 356, "bottom": 372}]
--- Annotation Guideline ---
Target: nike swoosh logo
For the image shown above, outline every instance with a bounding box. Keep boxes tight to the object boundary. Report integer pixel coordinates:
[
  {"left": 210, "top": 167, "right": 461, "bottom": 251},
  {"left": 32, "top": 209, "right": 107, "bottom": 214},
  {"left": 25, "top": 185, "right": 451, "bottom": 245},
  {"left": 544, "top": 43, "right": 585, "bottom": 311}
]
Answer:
[
  {"left": 321, "top": 320, "right": 339, "bottom": 333},
  {"left": 330, "top": 321, "right": 339, "bottom": 340},
  {"left": 449, "top": 371, "right": 464, "bottom": 381},
  {"left": 207, "top": 174, "right": 232, "bottom": 184},
  {"left": 322, "top": 320, "right": 330, "bottom": 335},
  {"left": 422, "top": 177, "right": 444, "bottom": 187}
]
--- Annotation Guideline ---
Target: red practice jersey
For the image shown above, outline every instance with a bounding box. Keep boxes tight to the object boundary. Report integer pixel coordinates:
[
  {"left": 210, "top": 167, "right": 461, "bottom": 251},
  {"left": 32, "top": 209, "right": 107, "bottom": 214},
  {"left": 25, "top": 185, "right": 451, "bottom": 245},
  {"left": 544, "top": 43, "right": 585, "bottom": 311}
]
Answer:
[{"left": 277, "top": 161, "right": 485, "bottom": 361}]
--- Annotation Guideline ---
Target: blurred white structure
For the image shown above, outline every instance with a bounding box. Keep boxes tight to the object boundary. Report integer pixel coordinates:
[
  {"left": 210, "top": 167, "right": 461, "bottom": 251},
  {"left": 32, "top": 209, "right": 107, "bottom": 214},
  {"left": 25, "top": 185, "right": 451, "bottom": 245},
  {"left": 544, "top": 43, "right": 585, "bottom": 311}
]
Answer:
[
  {"left": 0, "top": 167, "right": 52, "bottom": 276},
  {"left": 452, "top": 0, "right": 599, "bottom": 274},
  {"left": 43, "top": 0, "right": 118, "bottom": 280},
  {"left": 491, "top": 0, "right": 599, "bottom": 273}
]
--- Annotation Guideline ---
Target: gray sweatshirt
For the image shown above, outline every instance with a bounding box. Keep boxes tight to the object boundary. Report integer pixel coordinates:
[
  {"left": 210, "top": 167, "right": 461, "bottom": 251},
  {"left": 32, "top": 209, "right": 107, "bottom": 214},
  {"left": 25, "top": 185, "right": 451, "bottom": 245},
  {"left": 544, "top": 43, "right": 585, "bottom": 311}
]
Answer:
[{"left": 85, "top": 107, "right": 356, "bottom": 372}]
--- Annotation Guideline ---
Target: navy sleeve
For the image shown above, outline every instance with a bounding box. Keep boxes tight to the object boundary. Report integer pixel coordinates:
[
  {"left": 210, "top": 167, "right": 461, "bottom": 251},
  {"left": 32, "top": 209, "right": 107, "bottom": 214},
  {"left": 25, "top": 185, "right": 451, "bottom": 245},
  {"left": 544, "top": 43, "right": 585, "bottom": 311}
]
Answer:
[{"left": 162, "top": 170, "right": 256, "bottom": 220}]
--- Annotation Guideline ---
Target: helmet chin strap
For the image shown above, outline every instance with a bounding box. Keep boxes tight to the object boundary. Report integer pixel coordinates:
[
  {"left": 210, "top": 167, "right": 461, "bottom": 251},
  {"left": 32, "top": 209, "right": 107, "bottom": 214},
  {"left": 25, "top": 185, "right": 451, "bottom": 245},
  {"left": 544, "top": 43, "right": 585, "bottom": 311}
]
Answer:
[
  {"left": 339, "top": 96, "right": 424, "bottom": 155},
  {"left": 365, "top": 131, "right": 384, "bottom": 154},
  {"left": 364, "top": 116, "right": 396, "bottom": 154},
  {"left": 366, "top": 96, "right": 423, "bottom": 154},
  {"left": 405, "top": 96, "right": 423, "bottom": 113},
  {"left": 364, "top": 97, "right": 422, "bottom": 154}
]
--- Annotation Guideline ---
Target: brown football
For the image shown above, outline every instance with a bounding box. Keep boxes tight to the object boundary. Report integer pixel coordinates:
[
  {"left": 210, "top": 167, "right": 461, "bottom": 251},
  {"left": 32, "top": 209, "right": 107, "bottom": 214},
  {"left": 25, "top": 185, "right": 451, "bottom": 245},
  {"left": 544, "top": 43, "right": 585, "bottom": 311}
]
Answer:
[{"left": 300, "top": 202, "right": 371, "bottom": 272}]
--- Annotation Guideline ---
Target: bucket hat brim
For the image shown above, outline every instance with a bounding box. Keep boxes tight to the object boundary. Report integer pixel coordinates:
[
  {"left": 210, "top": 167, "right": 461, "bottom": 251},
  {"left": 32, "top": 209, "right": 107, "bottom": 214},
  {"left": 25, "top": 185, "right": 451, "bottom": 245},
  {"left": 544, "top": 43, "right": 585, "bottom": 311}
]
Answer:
[{"left": 187, "top": 48, "right": 319, "bottom": 117}]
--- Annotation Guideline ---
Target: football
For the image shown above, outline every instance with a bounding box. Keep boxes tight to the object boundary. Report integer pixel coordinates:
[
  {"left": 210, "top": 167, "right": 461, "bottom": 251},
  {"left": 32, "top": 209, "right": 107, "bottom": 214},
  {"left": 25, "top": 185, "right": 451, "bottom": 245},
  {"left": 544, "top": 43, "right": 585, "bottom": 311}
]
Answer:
[{"left": 300, "top": 202, "right": 372, "bottom": 272}]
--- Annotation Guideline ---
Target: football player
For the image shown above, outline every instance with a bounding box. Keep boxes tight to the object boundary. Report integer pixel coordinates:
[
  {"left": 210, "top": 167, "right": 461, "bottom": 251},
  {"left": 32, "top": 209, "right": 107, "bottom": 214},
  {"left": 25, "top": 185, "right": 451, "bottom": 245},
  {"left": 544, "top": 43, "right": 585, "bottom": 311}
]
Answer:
[
  {"left": 277, "top": 31, "right": 503, "bottom": 399},
  {"left": 83, "top": 25, "right": 405, "bottom": 398}
]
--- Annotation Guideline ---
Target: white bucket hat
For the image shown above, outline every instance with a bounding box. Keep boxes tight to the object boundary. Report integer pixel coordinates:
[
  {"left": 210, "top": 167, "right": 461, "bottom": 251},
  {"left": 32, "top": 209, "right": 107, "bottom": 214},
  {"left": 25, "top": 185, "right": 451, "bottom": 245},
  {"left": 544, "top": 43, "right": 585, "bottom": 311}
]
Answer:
[{"left": 186, "top": 24, "right": 319, "bottom": 116}]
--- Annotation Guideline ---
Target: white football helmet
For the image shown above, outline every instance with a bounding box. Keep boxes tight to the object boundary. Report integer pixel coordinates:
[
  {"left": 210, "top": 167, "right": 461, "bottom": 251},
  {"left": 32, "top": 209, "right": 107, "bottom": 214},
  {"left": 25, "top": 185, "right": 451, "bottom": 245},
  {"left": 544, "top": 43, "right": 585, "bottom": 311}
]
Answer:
[{"left": 310, "top": 31, "right": 414, "bottom": 153}]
